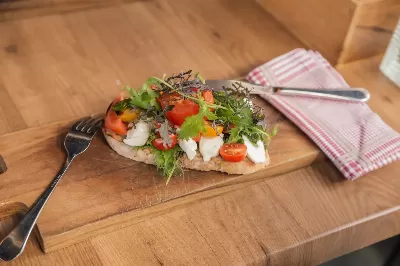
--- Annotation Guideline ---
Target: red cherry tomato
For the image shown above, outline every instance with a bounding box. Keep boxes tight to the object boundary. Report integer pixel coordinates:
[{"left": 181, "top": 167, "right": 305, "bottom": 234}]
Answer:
[
  {"left": 189, "top": 88, "right": 214, "bottom": 104},
  {"left": 152, "top": 134, "right": 178, "bottom": 151},
  {"left": 219, "top": 143, "right": 247, "bottom": 162},
  {"left": 201, "top": 89, "right": 214, "bottom": 104},
  {"left": 157, "top": 90, "right": 214, "bottom": 126},
  {"left": 192, "top": 134, "right": 201, "bottom": 142},
  {"left": 166, "top": 100, "right": 200, "bottom": 126},
  {"left": 157, "top": 92, "right": 183, "bottom": 110},
  {"left": 158, "top": 92, "right": 200, "bottom": 126},
  {"left": 104, "top": 97, "right": 128, "bottom": 135},
  {"left": 105, "top": 109, "right": 127, "bottom": 135}
]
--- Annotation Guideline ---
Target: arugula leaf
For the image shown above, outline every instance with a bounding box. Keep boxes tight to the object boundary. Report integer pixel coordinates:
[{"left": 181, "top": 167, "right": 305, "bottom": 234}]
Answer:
[
  {"left": 178, "top": 97, "right": 217, "bottom": 140},
  {"left": 113, "top": 99, "right": 133, "bottom": 112},
  {"left": 213, "top": 91, "right": 277, "bottom": 145},
  {"left": 124, "top": 83, "right": 161, "bottom": 110},
  {"left": 152, "top": 147, "right": 183, "bottom": 185},
  {"left": 227, "top": 125, "right": 267, "bottom": 144}
]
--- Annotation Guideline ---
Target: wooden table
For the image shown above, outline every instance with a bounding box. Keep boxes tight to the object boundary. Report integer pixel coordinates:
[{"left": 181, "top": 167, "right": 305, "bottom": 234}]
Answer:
[{"left": 1, "top": 0, "right": 400, "bottom": 265}]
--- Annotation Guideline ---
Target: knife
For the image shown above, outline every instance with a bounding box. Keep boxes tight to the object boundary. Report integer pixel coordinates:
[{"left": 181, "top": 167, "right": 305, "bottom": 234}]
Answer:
[{"left": 205, "top": 80, "right": 370, "bottom": 102}]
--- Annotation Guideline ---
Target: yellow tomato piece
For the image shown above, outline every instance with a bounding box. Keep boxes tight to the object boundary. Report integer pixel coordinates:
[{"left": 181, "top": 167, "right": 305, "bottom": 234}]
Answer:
[
  {"left": 120, "top": 109, "right": 140, "bottom": 122},
  {"left": 203, "top": 122, "right": 224, "bottom": 137}
]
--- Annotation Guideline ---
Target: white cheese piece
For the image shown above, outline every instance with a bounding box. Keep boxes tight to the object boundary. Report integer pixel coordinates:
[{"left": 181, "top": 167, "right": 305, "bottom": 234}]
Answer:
[
  {"left": 199, "top": 136, "right": 224, "bottom": 162},
  {"left": 179, "top": 138, "right": 197, "bottom": 161},
  {"left": 123, "top": 121, "right": 150, "bottom": 147},
  {"left": 243, "top": 135, "right": 266, "bottom": 163}
]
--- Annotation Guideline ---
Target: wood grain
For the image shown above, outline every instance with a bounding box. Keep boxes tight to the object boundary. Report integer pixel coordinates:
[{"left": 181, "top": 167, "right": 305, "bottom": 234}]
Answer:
[
  {"left": 255, "top": 0, "right": 357, "bottom": 64},
  {"left": 0, "top": 96, "right": 323, "bottom": 252},
  {"left": 256, "top": 0, "right": 400, "bottom": 64},
  {"left": 338, "top": 0, "right": 400, "bottom": 63},
  {"left": 1, "top": 0, "right": 399, "bottom": 264},
  {"left": 1, "top": 55, "right": 399, "bottom": 265},
  {"left": 0, "top": 0, "right": 304, "bottom": 135},
  {"left": 0, "top": 0, "right": 133, "bottom": 22}
]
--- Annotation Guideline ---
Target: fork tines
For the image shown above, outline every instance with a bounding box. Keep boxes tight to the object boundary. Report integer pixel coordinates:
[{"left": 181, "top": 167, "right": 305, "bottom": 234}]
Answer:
[{"left": 73, "top": 115, "right": 104, "bottom": 134}]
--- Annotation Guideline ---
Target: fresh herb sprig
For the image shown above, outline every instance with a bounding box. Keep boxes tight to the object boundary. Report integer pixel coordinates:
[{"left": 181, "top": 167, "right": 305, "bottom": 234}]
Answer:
[
  {"left": 152, "top": 146, "right": 183, "bottom": 185},
  {"left": 212, "top": 82, "right": 276, "bottom": 145},
  {"left": 113, "top": 78, "right": 161, "bottom": 112}
]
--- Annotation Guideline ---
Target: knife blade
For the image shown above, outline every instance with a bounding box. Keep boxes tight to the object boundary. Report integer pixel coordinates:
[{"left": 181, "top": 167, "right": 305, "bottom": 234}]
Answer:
[{"left": 205, "top": 79, "right": 370, "bottom": 102}]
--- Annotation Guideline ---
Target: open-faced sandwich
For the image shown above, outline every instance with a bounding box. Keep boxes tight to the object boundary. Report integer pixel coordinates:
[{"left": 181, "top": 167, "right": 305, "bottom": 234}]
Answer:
[{"left": 103, "top": 71, "right": 277, "bottom": 183}]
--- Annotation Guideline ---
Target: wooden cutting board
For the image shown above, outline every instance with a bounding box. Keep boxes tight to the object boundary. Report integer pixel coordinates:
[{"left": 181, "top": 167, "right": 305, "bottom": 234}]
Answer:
[{"left": 0, "top": 96, "right": 324, "bottom": 253}]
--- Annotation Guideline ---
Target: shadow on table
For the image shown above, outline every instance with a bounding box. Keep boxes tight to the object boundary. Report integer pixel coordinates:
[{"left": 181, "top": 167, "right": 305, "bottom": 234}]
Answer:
[{"left": 319, "top": 234, "right": 400, "bottom": 266}]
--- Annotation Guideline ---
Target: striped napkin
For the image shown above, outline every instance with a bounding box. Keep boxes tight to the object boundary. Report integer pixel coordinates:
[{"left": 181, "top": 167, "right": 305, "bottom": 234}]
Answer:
[{"left": 247, "top": 48, "right": 400, "bottom": 180}]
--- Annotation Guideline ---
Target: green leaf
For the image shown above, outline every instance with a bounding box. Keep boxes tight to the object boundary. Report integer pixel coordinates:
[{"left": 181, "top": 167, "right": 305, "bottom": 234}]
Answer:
[
  {"left": 152, "top": 147, "right": 183, "bottom": 185},
  {"left": 125, "top": 86, "right": 138, "bottom": 98},
  {"left": 123, "top": 81, "right": 160, "bottom": 110},
  {"left": 131, "top": 98, "right": 148, "bottom": 109},
  {"left": 113, "top": 99, "right": 132, "bottom": 112},
  {"left": 149, "top": 98, "right": 161, "bottom": 110},
  {"left": 178, "top": 98, "right": 217, "bottom": 140}
]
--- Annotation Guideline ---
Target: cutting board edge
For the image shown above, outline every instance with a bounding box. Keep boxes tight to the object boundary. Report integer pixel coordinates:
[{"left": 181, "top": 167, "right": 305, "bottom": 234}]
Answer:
[{"left": 39, "top": 149, "right": 323, "bottom": 253}]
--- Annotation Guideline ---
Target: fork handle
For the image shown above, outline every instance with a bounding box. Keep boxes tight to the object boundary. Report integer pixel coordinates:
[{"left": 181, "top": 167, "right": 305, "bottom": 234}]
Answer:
[
  {"left": 0, "top": 157, "right": 73, "bottom": 261},
  {"left": 273, "top": 87, "right": 370, "bottom": 102}
]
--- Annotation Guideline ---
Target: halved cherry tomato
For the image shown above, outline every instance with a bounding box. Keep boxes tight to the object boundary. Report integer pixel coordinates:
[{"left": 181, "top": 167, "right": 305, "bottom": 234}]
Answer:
[
  {"left": 190, "top": 88, "right": 214, "bottom": 104},
  {"left": 219, "top": 143, "right": 247, "bottom": 162},
  {"left": 202, "top": 89, "right": 214, "bottom": 104},
  {"left": 166, "top": 100, "right": 200, "bottom": 126},
  {"left": 203, "top": 121, "right": 224, "bottom": 137},
  {"left": 157, "top": 92, "right": 183, "bottom": 110},
  {"left": 104, "top": 128, "right": 124, "bottom": 142},
  {"left": 192, "top": 134, "right": 201, "bottom": 142},
  {"left": 105, "top": 96, "right": 128, "bottom": 135},
  {"left": 152, "top": 134, "right": 178, "bottom": 151},
  {"left": 105, "top": 109, "right": 127, "bottom": 135},
  {"left": 157, "top": 92, "right": 199, "bottom": 125},
  {"left": 157, "top": 90, "right": 214, "bottom": 126}
]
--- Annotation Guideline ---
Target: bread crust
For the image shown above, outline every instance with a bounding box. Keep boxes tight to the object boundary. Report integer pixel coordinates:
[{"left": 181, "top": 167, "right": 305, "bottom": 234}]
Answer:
[{"left": 103, "top": 129, "right": 270, "bottom": 175}]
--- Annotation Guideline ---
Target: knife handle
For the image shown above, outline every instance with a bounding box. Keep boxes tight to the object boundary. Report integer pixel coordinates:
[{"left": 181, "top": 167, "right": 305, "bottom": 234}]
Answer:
[{"left": 272, "top": 87, "right": 370, "bottom": 102}]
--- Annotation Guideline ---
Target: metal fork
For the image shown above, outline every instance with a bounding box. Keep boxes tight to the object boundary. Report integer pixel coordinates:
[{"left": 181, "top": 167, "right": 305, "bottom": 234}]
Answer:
[{"left": 0, "top": 116, "right": 104, "bottom": 261}]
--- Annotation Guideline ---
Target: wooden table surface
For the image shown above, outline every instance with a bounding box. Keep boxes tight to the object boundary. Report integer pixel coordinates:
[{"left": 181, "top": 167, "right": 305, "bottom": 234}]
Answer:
[{"left": 1, "top": 0, "right": 400, "bottom": 265}]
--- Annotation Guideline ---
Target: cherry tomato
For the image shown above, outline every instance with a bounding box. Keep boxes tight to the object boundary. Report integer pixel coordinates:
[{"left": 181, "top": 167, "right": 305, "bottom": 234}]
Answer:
[
  {"left": 158, "top": 92, "right": 200, "bottom": 126},
  {"left": 104, "top": 128, "right": 124, "bottom": 142},
  {"left": 192, "top": 134, "right": 201, "bottom": 142},
  {"left": 152, "top": 134, "right": 178, "bottom": 151},
  {"left": 105, "top": 109, "right": 127, "bottom": 135},
  {"left": 157, "top": 90, "right": 214, "bottom": 126},
  {"left": 166, "top": 100, "right": 200, "bottom": 126},
  {"left": 219, "top": 143, "right": 247, "bottom": 162},
  {"left": 157, "top": 92, "right": 183, "bottom": 110},
  {"left": 105, "top": 97, "right": 128, "bottom": 135},
  {"left": 202, "top": 89, "right": 214, "bottom": 104},
  {"left": 189, "top": 88, "right": 214, "bottom": 104}
]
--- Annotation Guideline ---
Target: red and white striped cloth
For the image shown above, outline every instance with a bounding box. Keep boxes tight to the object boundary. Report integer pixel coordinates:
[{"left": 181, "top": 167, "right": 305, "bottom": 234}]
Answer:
[{"left": 247, "top": 49, "right": 400, "bottom": 180}]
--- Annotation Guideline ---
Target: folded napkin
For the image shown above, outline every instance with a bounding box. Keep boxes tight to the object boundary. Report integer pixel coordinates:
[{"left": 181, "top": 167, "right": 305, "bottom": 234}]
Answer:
[{"left": 246, "top": 48, "right": 400, "bottom": 180}]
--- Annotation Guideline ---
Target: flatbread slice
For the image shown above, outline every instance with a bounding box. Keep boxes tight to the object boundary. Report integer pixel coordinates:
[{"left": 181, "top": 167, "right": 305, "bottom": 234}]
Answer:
[{"left": 103, "top": 129, "right": 270, "bottom": 175}]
